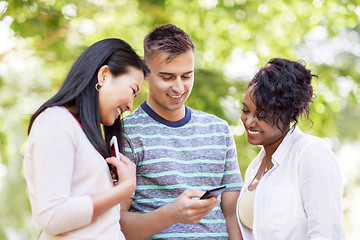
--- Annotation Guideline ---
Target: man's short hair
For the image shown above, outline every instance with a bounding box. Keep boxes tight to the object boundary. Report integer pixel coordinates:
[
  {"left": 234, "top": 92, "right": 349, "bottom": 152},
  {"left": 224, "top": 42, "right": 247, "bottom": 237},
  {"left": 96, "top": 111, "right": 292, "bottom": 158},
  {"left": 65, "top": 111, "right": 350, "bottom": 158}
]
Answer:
[{"left": 144, "top": 24, "right": 195, "bottom": 64}]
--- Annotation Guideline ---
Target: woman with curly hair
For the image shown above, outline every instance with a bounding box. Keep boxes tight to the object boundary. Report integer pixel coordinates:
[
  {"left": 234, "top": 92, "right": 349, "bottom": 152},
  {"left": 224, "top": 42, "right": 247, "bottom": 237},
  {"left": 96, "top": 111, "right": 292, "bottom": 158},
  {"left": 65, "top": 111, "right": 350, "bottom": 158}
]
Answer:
[{"left": 236, "top": 58, "right": 344, "bottom": 239}]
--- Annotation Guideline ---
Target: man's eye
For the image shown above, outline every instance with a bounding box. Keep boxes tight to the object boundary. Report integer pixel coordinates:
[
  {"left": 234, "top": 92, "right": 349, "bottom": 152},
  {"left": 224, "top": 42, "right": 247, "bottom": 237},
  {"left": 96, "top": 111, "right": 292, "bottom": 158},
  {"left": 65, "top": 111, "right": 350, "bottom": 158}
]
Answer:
[
  {"left": 160, "top": 74, "right": 173, "bottom": 80},
  {"left": 182, "top": 74, "right": 193, "bottom": 79}
]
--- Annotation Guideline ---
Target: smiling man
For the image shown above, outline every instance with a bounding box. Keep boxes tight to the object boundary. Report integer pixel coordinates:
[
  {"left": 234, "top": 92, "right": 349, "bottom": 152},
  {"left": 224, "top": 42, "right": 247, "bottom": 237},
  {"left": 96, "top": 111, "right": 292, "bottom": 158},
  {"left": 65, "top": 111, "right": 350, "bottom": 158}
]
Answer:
[{"left": 120, "top": 24, "right": 243, "bottom": 240}]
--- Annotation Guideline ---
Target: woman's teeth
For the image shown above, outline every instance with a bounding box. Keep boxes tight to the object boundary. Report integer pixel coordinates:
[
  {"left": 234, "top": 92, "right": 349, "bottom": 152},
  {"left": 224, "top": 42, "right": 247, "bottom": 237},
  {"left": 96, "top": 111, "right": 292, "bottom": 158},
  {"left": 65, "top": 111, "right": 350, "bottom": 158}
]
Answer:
[{"left": 248, "top": 130, "right": 260, "bottom": 135}]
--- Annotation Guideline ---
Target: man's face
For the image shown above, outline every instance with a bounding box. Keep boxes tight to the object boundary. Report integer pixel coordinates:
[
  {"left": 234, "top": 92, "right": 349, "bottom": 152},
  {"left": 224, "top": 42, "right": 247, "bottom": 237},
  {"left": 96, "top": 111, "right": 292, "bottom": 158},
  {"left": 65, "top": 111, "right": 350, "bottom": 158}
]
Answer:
[{"left": 146, "top": 50, "right": 195, "bottom": 121}]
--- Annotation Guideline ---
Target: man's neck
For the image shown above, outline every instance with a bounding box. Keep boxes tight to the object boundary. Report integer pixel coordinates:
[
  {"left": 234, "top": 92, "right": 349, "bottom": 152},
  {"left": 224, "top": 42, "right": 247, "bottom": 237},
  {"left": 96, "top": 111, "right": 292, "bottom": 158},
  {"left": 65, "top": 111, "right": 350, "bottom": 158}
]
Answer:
[{"left": 145, "top": 99, "right": 186, "bottom": 122}]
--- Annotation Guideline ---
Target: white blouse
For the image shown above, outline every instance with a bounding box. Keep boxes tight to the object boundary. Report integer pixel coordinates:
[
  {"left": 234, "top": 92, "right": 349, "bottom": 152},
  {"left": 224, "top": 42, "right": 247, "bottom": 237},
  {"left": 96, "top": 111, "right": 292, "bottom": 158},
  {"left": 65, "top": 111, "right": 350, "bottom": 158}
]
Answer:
[{"left": 236, "top": 127, "right": 345, "bottom": 240}]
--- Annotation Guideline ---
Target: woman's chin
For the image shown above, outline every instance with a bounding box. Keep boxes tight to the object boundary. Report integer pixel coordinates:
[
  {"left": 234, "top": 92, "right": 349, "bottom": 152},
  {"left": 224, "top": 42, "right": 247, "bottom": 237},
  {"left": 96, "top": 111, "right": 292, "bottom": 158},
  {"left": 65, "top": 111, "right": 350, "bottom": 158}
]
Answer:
[
  {"left": 247, "top": 137, "right": 260, "bottom": 146},
  {"left": 101, "top": 118, "right": 115, "bottom": 126}
]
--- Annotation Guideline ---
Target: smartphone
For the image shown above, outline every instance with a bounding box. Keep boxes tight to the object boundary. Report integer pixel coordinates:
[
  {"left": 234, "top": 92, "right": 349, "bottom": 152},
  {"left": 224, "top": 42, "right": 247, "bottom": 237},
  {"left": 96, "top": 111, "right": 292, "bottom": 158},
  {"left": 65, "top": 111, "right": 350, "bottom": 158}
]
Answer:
[
  {"left": 110, "top": 136, "right": 121, "bottom": 160},
  {"left": 109, "top": 136, "right": 120, "bottom": 183},
  {"left": 200, "top": 185, "right": 226, "bottom": 199}
]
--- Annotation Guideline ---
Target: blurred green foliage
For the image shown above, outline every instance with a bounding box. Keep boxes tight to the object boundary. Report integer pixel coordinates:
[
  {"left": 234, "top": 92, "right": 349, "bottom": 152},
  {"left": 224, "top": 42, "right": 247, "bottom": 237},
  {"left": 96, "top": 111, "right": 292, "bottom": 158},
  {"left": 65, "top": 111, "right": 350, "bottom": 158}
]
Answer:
[{"left": 1, "top": 0, "right": 360, "bottom": 238}]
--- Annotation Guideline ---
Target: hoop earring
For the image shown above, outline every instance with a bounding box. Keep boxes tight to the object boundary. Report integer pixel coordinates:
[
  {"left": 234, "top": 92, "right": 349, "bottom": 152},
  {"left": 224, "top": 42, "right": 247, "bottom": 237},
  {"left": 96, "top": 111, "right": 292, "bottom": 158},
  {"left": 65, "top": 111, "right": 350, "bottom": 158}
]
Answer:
[{"left": 95, "top": 83, "right": 102, "bottom": 92}]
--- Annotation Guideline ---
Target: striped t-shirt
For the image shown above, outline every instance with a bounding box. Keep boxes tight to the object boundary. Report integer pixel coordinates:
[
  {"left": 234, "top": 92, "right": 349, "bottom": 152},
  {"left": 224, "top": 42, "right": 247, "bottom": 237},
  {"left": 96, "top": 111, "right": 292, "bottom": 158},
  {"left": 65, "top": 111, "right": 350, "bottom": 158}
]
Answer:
[{"left": 123, "top": 101, "right": 243, "bottom": 240}]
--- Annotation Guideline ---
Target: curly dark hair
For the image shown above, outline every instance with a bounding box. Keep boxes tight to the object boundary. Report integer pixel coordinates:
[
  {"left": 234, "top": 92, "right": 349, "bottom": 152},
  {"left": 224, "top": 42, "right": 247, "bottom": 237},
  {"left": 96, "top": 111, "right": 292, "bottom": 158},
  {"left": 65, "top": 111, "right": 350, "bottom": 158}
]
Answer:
[{"left": 248, "top": 58, "right": 317, "bottom": 131}]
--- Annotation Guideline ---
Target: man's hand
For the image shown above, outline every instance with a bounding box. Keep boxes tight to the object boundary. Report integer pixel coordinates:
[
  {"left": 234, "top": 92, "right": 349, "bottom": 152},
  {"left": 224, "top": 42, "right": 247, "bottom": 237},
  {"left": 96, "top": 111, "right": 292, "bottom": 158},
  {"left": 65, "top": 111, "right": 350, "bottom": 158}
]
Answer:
[
  {"left": 120, "top": 189, "right": 221, "bottom": 240},
  {"left": 167, "top": 189, "right": 221, "bottom": 224}
]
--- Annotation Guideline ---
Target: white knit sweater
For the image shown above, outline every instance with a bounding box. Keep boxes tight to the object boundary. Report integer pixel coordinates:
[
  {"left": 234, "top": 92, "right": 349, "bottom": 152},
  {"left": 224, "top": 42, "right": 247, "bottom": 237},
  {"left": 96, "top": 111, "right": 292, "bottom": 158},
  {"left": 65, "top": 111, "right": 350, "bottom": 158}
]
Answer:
[{"left": 24, "top": 106, "right": 125, "bottom": 240}]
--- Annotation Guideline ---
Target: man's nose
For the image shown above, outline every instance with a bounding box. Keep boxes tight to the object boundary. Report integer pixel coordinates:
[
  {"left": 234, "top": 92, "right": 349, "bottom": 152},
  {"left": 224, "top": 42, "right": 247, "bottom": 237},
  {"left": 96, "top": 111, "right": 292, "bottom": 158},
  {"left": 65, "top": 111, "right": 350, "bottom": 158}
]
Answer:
[{"left": 172, "top": 77, "right": 185, "bottom": 93}]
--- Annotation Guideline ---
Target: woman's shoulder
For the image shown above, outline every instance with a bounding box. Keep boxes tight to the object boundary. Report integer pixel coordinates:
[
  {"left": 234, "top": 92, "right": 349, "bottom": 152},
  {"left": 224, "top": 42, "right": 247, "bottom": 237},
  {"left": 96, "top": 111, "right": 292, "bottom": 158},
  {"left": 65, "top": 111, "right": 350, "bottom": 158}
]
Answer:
[
  {"left": 37, "top": 106, "right": 69, "bottom": 119},
  {"left": 295, "top": 129, "right": 332, "bottom": 152},
  {"left": 293, "top": 129, "right": 337, "bottom": 166},
  {"left": 31, "top": 106, "right": 78, "bottom": 134}
]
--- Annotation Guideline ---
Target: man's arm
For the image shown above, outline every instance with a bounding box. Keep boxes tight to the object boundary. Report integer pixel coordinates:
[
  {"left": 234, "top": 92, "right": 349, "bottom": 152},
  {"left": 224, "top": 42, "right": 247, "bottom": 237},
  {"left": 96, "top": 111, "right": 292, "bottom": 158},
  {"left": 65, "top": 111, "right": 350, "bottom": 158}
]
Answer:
[
  {"left": 120, "top": 189, "right": 220, "bottom": 240},
  {"left": 221, "top": 190, "right": 243, "bottom": 240}
]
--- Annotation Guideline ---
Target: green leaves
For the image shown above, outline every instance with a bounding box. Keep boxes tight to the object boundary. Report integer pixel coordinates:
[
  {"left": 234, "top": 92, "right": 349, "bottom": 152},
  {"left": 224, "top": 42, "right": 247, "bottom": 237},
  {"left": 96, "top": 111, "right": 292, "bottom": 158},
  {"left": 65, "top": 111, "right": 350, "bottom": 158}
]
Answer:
[{"left": 1, "top": 0, "right": 360, "bottom": 238}]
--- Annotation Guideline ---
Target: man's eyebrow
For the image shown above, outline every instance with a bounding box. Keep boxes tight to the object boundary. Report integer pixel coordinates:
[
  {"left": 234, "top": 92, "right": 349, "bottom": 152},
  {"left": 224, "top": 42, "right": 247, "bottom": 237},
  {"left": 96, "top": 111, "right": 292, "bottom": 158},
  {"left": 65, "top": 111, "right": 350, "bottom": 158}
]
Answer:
[
  {"left": 158, "top": 72, "right": 174, "bottom": 76},
  {"left": 158, "top": 70, "right": 194, "bottom": 75},
  {"left": 183, "top": 70, "right": 194, "bottom": 75}
]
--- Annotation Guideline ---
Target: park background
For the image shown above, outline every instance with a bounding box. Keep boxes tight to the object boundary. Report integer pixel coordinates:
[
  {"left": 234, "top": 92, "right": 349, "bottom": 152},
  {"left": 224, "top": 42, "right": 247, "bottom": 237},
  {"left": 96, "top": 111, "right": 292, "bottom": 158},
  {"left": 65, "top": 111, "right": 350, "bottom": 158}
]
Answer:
[{"left": 1, "top": 0, "right": 360, "bottom": 239}]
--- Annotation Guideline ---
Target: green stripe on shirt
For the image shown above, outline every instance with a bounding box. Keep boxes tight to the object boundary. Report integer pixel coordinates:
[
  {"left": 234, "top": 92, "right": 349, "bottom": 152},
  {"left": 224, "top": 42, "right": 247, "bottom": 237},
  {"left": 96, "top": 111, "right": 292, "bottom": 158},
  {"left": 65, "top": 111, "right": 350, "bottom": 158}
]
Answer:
[
  {"left": 149, "top": 232, "right": 228, "bottom": 239},
  {"left": 137, "top": 158, "right": 226, "bottom": 166},
  {"left": 126, "top": 132, "right": 229, "bottom": 139},
  {"left": 126, "top": 144, "right": 227, "bottom": 154},
  {"left": 137, "top": 171, "right": 224, "bottom": 178}
]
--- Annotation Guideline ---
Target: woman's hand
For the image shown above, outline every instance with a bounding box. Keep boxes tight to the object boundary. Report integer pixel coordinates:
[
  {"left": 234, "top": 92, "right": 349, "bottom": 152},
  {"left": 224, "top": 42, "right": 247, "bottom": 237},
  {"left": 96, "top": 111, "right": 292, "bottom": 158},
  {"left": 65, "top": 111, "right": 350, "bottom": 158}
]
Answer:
[
  {"left": 106, "top": 153, "right": 136, "bottom": 195},
  {"left": 91, "top": 154, "right": 136, "bottom": 221}
]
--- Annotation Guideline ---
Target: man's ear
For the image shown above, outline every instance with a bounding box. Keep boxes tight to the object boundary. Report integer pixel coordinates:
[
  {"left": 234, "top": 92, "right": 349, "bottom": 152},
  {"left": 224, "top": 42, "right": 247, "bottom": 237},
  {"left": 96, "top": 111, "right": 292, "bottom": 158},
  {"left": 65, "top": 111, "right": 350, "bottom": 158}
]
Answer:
[{"left": 97, "top": 65, "right": 111, "bottom": 85}]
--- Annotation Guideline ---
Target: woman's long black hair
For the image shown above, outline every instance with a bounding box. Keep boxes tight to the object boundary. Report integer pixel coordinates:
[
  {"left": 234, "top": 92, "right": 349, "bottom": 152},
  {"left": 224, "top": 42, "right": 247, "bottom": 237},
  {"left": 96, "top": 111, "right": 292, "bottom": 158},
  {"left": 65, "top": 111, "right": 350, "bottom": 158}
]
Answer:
[{"left": 28, "top": 38, "right": 148, "bottom": 158}]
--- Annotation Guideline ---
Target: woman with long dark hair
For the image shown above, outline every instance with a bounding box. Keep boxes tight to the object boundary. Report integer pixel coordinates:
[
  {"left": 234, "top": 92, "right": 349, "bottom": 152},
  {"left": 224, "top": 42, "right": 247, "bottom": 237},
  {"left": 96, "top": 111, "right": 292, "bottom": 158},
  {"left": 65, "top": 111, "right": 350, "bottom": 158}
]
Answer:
[
  {"left": 24, "top": 38, "right": 148, "bottom": 239},
  {"left": 237, "top": 58, "right": 344, "bottom": 239}
]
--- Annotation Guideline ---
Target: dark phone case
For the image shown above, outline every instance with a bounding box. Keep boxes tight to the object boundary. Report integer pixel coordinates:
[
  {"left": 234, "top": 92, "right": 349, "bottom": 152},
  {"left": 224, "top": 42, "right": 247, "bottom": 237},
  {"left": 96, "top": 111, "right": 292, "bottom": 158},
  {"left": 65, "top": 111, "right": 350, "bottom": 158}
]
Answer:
[
  {"left": 110, "top": 144, "right": 119, "bottom": 182},
  {"left": 200, "top": 185, "right": 226, "bottom": 199}
]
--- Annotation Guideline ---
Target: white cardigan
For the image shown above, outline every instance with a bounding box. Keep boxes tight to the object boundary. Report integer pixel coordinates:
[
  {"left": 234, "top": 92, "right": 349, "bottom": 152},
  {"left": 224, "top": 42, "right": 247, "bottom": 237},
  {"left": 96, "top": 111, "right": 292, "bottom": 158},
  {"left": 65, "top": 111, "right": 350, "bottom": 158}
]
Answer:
[
  {"left": 237, "top": 127, "right": 345, "bottom": 240},
  {"left": 24, "top": 106, "right": 125, "bottom": 240}
]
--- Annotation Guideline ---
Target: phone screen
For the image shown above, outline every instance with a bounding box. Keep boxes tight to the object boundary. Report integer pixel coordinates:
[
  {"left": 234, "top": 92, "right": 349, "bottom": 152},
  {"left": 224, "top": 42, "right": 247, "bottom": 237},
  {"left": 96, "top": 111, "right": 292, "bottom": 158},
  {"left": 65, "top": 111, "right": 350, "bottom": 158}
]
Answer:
[{"left": 200, "top": 185, "right": 226, "bottom": 199}]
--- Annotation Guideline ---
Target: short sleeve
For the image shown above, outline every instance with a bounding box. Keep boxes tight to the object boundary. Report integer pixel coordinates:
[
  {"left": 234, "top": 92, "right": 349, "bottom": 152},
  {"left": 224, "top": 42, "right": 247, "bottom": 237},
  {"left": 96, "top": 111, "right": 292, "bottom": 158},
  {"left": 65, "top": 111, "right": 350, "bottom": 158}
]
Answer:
[
  {"left": 221, "top": 129, "right": 243, "bottom": 191},
  {"left": 123, "top": 134, "right": 140, "bottom": 164}
]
